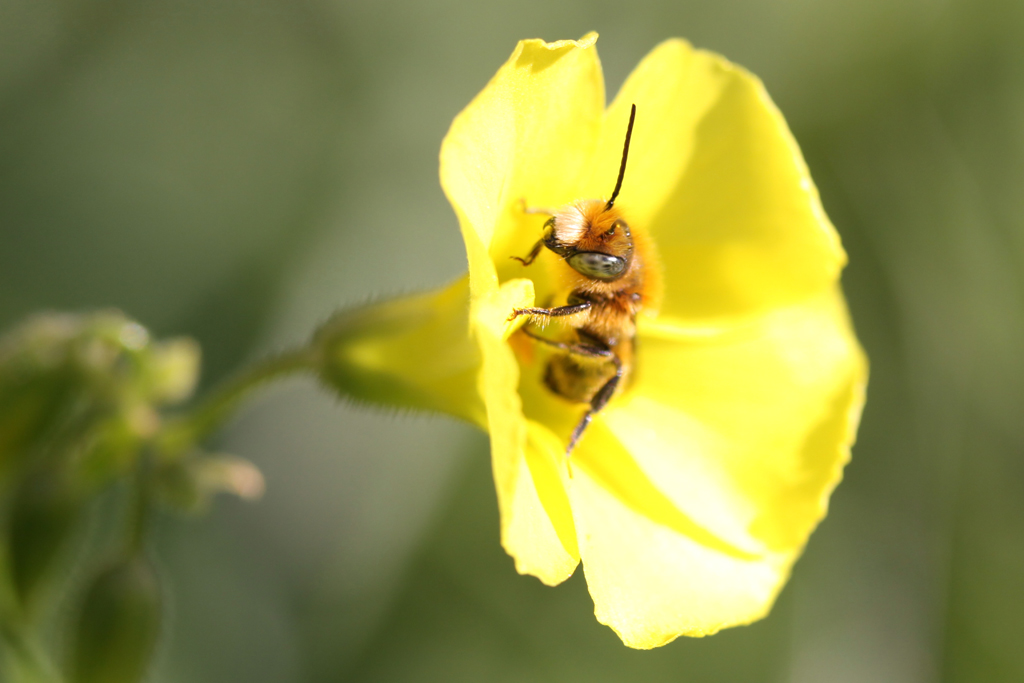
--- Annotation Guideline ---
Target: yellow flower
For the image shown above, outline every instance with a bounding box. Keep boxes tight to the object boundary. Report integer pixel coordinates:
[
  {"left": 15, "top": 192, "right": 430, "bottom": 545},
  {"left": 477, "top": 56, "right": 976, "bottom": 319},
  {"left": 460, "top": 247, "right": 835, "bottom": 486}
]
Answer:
[{"left": 316, "top": 33, "right": 866, "bottom": 649}]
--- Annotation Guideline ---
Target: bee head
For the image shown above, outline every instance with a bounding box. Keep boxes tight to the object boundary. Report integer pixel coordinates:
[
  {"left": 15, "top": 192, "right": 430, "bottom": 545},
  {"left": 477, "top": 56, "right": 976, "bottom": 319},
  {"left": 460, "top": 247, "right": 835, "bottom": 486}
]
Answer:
[
  {"left": 542, "top": 200, "right": 634, "bottom": 281},
  {"left": 520, "top": 103, "right": 638, "bottom": 282}
]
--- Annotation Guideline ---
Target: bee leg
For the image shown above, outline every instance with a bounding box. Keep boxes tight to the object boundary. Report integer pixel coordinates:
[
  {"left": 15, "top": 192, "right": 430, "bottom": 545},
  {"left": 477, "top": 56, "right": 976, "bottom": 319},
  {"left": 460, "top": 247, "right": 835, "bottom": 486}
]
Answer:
[
  {"left": 520, "top": 327, "right": 613, "bottom": 360},
  {"left": 518, "top": 198, "right": 556, "bottom": 216},
  {"left": 507, "top": 301, "right": 591, "bottom": 323},
  {"left": 566, "top": 354, "right": 623, "bottom": 457},
  {"left": 511, "top": 239, "right": 543, "bottom": 266}
]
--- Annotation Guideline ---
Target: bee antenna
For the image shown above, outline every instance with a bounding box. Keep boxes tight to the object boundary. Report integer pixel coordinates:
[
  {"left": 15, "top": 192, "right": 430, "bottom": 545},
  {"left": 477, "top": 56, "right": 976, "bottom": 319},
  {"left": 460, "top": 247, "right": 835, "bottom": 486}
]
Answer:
[{"left": 605, "top": 103, "right": 636, "bottom": 211}]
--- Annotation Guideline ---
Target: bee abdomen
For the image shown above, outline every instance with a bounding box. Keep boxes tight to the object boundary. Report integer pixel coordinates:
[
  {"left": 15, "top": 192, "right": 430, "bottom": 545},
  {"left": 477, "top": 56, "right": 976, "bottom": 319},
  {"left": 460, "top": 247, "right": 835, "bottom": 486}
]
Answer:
[{"left": 544, "top": 353, "right": 617, "bottom": 405}]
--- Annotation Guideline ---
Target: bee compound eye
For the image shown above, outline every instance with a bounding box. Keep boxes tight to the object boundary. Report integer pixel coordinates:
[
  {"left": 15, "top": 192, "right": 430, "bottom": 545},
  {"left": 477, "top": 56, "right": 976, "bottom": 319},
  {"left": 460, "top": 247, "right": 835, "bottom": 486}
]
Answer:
[{"left": 568, "top": 252, "right": 627, "bottom": 280}]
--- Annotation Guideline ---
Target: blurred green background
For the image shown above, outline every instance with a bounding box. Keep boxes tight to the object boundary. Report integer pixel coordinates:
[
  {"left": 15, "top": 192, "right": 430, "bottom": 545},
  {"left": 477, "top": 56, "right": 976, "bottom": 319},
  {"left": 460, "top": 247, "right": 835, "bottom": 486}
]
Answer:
[{"left": 3, "top": 0, "right": 1024, "bottom": 681}]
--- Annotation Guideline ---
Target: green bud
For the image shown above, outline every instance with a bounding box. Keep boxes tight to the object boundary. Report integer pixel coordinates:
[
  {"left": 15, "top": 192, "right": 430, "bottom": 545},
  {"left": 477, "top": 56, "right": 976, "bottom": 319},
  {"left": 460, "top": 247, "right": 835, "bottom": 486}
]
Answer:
[
  {"left": 0, "top": 313, "right": 146, "bottom": 476},
  {"left": 0, "top": 311, "right": 205, "bottom": 486},
  {"left": 7, "top": 467, "right": 84, "bottom": 611},
  {"left": 155, "top": 454, "right": 264, "bottom": 514},
  {"left": 145, "top": 338, "right": 200, "bottom": 405},
  {"left": 69, "top": 557, "right": 162, "bottom": 683},
  {"left": 0, "top": 315, "right": 92, "bottom": 478},
  {"left": 75, "top": 406, "right": 158, "bottom": 487}
]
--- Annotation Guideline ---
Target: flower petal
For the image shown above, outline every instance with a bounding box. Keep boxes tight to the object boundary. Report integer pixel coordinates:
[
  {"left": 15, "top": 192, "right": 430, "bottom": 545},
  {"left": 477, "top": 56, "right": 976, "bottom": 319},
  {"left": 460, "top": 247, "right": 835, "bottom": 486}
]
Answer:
[
  {"left": 503, "top": 420, "right": 579, "bottom": 584},
  {"left": 585, "top": 39, "right": 845, "bottom": 321},
  {"left": 440, "top": 34, "right": 605, "bottom": 288},
  {"left": 570, "top": 289, "right": 865, "bottom": 647},
  {"left": 571, "top": 465, "right": 788, "bottom": 648},
  {"left": 620, "top": 288, "right": 865, "bottom": 554},
  {"left": 473, "top": 280, "right": 579, "bottom": 585}
]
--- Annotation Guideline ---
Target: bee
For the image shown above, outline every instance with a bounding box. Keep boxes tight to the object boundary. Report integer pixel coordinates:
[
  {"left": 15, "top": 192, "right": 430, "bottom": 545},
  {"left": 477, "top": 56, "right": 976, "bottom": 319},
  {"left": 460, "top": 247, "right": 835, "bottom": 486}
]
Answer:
[{"left": 509, "top": 104, "right": 653, "bottom": 457}]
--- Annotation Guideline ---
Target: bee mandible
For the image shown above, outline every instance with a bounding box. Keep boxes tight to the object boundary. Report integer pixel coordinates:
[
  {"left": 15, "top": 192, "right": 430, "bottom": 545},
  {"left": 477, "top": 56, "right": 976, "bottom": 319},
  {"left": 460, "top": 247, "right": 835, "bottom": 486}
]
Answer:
[{"left": 509, "top": 104, "right": 653, "bottom": 457}]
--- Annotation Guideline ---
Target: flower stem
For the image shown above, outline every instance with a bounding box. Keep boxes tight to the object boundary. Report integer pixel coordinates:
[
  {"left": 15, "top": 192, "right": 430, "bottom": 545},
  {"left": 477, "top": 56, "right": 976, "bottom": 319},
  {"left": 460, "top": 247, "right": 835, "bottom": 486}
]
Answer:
[
  {"left": 126, "top": 452, "right": 153, "bottom": 556},
  {"left": 162, "top": 347, "right": 318, "bottom": 454}
]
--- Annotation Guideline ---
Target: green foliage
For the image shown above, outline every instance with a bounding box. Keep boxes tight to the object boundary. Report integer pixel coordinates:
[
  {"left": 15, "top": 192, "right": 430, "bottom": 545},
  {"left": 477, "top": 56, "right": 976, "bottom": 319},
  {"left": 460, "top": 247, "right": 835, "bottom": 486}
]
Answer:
[
  {"left": 69, "top": 557, "right": 162, "bottom": 683},
  {"left": 8, "top": 466, "right": 84, "bottom": 612},
  {"left": 0, "top": 311, "right": 263, "bottom": 682},
  {"left": 0, "top": 312, "right": 199, "bottom": 485}
]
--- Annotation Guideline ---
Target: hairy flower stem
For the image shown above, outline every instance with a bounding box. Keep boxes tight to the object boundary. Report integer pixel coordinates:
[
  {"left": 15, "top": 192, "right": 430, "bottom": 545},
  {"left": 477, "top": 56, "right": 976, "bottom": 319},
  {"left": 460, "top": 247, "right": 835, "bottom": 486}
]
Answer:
[{"left": 161, "top": 347, "right": 318, "bottom": 455}]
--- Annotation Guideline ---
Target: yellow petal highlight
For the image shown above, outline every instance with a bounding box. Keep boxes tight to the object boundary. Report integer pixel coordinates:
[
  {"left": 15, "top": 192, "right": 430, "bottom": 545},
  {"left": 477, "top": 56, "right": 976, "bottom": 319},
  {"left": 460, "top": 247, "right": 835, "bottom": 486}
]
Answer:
[
  {"left": 573, "top": 420, "right": 761, "bottom": 561},
  {"left": 472, "top": 280, "right": 580, "bottom": 584},
  {"left": 440, "top": 34, "right": 605, "bottom": 289},
  {"left": 588, "top": 40, "right": 845, "bottom": 322},
  {"left": 568, "top": 290, "right": 866, "bottom": 647},
  {"left": 571, "top": 466, "right": 788, "bottom": 648},
  {"left": 622, "top": 289, "right": 866, "bottom": 553},
  {"left": 502, "top": 420, "right": 579, "bottom": 584}
]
